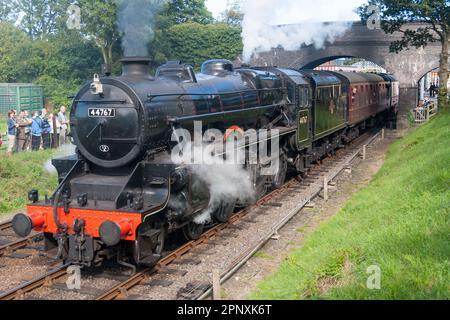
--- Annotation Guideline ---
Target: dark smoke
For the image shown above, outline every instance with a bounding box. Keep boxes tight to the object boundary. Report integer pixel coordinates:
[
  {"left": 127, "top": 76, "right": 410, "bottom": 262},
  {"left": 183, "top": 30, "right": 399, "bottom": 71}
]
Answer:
[{"left": 117, "top": 0, "right": 168, "bottom": 57}]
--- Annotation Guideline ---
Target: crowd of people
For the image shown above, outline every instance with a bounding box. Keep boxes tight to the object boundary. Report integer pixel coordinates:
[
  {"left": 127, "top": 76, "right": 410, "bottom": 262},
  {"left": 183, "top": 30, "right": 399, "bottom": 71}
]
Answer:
[{"left": 3, "top": 106, "right": 68, "bottom": 156}]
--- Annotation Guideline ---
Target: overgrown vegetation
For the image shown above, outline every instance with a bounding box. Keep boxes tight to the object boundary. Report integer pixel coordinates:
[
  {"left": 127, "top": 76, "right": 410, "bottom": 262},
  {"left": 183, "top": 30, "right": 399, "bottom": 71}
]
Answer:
[
  {"left": 0, "top": 149, "right": 58, "bottom": 214},
  {"left": 166, "top": 22, "right": 243, "bottom": 70},
  {"left": 251, "top": 113, "right": 450, "bottom": 299}
]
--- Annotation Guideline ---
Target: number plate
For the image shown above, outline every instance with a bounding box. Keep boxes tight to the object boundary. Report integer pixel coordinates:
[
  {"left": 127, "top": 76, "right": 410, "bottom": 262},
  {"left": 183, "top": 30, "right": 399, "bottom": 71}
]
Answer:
[{"left": 88, "top": 108, "right": 116, "bottom": 118}]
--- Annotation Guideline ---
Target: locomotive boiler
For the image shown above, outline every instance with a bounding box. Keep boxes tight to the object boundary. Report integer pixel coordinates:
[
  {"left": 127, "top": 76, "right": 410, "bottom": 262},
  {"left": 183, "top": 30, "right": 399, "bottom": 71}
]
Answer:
[{"left": 11, "top": 57, "right": 398, "bottom": 270}]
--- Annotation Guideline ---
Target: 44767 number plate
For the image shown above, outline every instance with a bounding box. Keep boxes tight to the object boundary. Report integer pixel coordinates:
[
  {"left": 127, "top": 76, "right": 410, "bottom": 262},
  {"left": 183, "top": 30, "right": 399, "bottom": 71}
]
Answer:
[{"left": 88, "top": 108, "right": 116, "bottom": 118}]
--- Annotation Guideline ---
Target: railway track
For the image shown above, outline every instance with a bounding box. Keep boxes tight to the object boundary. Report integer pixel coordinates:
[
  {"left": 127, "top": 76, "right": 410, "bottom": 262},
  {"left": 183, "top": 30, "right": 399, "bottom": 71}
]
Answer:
[
  {"left": 0, "top": 219, "right": 43, "bottom": 258},
  {"left": 0, "top": 221, "right": 12, "bottom": 232},
  {"left": 0, "top": 129, "right": 384, "bottom": 301}
]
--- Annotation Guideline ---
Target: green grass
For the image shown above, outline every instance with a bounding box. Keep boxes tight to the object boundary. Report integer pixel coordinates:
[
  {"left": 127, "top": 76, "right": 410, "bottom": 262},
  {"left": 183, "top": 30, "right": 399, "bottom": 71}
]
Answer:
[
  {"left": 250, "top": 112, "right": 450, "bottom": 300},
  {"left": 0, "top": 116, "right": 7, "bottom": 152},
  {"left": 0, "top": 149, "right": 58, "bottom": 215},
  {"left": 254, "top": 251, "right": 275, "bottom": 260}
]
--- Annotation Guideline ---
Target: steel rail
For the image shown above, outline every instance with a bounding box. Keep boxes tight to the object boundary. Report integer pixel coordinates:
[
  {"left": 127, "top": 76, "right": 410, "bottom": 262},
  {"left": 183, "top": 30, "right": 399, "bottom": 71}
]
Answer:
[
  {"left": 0, "top": 263, "right": 71, "bottom": 300},
  {"left": 0, "top": 233, "right": 43, "bottom": 257},
  {"left": 0, "top": 221, "right": 12, "bottom": 232}
]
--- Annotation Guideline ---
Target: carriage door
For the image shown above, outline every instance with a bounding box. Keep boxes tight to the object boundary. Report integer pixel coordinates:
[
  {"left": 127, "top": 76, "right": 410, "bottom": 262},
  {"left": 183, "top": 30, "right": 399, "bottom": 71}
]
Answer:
[{"left": 297, "top": 86, "right": 311, "bottom": 149}]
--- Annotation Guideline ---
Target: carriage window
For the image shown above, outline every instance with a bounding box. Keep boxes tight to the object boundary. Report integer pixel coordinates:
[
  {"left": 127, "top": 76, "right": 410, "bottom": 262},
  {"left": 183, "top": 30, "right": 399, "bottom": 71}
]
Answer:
[
  {"left": 304, "top": 87, "right": 311, "bottom": 106},
  {"left": 287, "top": 83, "right": 295, "bottom": 103},
  {"left": 333, "top": 86, "right": 340, "bottom": 98}
]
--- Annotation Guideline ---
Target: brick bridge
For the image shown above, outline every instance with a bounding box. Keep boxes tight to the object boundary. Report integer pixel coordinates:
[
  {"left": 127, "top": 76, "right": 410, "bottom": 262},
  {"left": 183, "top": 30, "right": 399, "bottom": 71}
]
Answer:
[{"left": 244, "top": 21, "right": 441, "bottom": 121}]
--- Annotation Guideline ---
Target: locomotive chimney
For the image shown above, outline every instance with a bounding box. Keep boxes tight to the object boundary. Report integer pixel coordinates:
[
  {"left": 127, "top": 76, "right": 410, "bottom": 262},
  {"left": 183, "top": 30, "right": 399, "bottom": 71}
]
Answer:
[{"left": 120, "top": 57, "right": 152, "bottom": 78}]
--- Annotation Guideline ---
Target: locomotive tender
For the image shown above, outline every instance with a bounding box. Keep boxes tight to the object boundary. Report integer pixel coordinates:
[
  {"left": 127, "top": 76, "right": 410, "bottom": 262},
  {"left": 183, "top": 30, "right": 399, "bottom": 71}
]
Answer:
[{"left": 11, "top": 57, "right": 398, "bottom": 269}]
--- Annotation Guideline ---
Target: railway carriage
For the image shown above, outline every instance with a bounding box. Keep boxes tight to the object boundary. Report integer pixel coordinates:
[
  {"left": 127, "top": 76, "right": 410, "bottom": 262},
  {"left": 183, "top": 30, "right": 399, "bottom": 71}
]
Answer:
[{"left": 11, "top": 58, "right": 398, "bottom": 270}]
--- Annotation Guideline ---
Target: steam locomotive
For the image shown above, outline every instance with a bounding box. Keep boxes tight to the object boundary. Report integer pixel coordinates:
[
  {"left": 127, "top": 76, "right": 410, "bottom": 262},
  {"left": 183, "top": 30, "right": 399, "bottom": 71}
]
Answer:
[{"left": 11, "top": 57, "right": 398, "bottom": 269}]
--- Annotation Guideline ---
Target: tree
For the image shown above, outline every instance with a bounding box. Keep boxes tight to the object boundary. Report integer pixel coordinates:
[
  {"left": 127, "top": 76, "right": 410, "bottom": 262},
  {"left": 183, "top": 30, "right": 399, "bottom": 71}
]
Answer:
[
  {"left": 0, "top": 0, "right": 18, "bottom": 23},
  {"left": 219, "top": 0, "right": 243, "bottom": 26},
  {"left": 78, "top": 0, "right": 119, "bottom": 65},
  {"left": 166, "top": 22, "right": 243, "bottom": 69},
  {"left": 0, "top": 22, "right": 38, "bottom": 82},
  {"left": 359, "top": 0, "right": 450, "bottom": 110},
  {"left": 165, "top": 0, "right": 214, "bottom": 25},
  {"left": 14, "top": 0, "right": 71, "bottom": 39},
  {"left": 147, "top": 0, "right": 216, "bottom": 70}
]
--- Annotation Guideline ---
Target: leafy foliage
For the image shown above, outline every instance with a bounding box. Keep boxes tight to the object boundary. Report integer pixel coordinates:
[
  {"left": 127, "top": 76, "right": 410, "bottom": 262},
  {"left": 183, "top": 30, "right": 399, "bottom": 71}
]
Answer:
[
  {"left": 218, "top": 0, "right": 244, "bottom": 26},
  {"left": 165, "top": 0, "right": 214, "bottom": 25},
  {"left": 78, "top": 0, "right": 119, "bottom": 64},
  {"left": 0, "top": 22, "right": 36, "bottom": 82},
  {"left": 166, "top": 22, "right": 243, "bottom": 69}
]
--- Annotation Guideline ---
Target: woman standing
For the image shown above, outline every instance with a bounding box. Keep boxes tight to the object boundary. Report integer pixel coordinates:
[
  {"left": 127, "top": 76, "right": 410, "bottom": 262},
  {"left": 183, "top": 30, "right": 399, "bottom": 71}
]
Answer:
[
  {"left": 30, "top": 111, "right": 43, "bottom": 151},
  {"left": 6, "top": 110, "right": 18, "bottom": 156}
]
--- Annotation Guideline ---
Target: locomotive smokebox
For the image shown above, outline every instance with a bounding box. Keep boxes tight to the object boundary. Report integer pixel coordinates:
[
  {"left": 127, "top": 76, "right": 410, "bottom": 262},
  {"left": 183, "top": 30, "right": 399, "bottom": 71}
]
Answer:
[{"left": 120, "top": 57, "right": 152, "bottom": 78}]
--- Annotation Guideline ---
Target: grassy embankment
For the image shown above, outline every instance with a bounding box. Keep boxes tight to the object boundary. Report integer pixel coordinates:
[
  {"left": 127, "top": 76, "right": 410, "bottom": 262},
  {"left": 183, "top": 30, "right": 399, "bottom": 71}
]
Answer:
[
  {"left": 251, "top": 112, "right": 450, "bottom": 299},
  {"left": 0, "top": 116, "right": 58, "bottom": 215}
]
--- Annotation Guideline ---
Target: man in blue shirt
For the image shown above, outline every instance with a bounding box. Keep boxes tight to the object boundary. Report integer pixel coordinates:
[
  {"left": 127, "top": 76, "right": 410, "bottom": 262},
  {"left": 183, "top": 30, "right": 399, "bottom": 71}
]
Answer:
[
  {"left": 6, "top": 110, "right": 18, "bottom": 156},
  {"left": 41, "top": 108, "right": 52, "bottom": 149},
  {"left": 31, "top": 111, "right": 43, "bottom": 151}
]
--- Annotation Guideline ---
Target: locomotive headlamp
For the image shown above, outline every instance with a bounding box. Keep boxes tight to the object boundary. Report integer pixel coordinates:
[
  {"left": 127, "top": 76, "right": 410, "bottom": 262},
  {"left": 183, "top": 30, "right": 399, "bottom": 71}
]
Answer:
[
  {"left": 90, "top": 74, "right": 103, "bottom": 95},
  {"left": 28, "top": 190, "right": 39, "bottom": 203}
]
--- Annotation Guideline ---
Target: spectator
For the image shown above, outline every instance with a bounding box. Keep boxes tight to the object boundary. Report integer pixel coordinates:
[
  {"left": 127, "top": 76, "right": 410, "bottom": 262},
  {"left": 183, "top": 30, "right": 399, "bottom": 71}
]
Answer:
[
  {"left": 6, "top": 110, "right": 18, "bottom": 156},
  {"left": 30, "top": 111, "right": 43, "bottom": 151},
  {"left": 41, "top": 109, "right": 52, "bottom": 149},
  {"left": 17, "top": 110, "right": 30, "bottom": 152},
  {"left": 24, "top": 110, "right": 32, "bottom": 151},
  {"left": 58, "top": 106, "right": 68, "bottom": 145},
  {"left": 429, "top": 84, "right": 436, "bottom": 98},
  {"left": 48, "top": 113, "right": 60, "bottom": 149}
]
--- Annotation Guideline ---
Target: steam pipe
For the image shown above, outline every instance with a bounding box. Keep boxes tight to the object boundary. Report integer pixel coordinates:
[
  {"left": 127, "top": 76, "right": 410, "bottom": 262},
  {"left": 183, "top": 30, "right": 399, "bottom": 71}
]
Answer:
[{"left": 53, "top": 188, "right": 67, "bottom": 232}]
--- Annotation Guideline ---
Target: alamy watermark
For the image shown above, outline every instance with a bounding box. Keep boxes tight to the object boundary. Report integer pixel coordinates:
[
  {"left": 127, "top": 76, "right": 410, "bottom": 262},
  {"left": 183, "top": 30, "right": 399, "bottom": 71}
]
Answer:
[
  {"left": 366, "top": 5, "right": 381, "bottom": 30},
  {"left": 66, "top": 265, "right": 81, "bottom": 290},
  {"left": 66, "top": 4, "right": 81, "bottom": 30},
  {"left": 366, "top": 265, "right": 381, "bottom": 290},
  {"left": 171, "top": 121, "right": 280, "bottom": 176}
]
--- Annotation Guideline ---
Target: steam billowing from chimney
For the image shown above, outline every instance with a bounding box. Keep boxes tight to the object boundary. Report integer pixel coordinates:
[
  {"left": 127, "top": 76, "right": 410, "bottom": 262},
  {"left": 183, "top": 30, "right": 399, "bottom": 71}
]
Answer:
[
  {"left": 117, "top": 0, "right": 168, "bottom": 57},
  {"left": 241, "top": 0, "right": 363, "bottom": 62}
]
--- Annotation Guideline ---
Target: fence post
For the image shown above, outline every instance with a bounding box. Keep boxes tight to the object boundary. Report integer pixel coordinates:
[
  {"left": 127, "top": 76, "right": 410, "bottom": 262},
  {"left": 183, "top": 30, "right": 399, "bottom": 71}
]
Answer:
[
  {"left": 212, "top": 270, "right": 221, "bottom": 300},
  {"left": 362, "top": 145, "right": 367, "bottom": 160},
  {"left": 323, "top": 176, "right": 328, "bottom": 201},
  {"left": 381, "top": 129, "right": 385, "bottom": 140}
]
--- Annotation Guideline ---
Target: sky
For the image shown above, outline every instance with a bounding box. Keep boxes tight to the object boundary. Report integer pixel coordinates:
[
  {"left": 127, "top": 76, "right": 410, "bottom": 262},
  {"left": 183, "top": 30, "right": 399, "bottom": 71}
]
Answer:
[{"left": 205, "top": 0, "right": 368, "bottom": 22}]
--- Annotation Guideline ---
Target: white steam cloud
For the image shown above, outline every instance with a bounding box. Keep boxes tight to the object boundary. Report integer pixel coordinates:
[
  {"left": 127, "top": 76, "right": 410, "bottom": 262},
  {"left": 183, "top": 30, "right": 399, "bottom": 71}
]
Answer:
[
  {"left": 241, "top": 0, "right": 365, "bottom": 62},
  {"left": 44, "top": 144, "right": 77, "bottom": 175},
  {"left": 173, "top": 142, "right": 255, "bottom": 225},
  {"left": 117, "top": 0, "right": 168, "bottom": 57}
]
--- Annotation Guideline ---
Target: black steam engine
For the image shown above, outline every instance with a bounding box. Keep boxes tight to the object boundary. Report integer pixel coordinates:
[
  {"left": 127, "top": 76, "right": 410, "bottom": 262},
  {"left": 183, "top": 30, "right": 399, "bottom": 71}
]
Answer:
[{"left": 12, "top": 57, "right": 398, "bottom": 269}]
